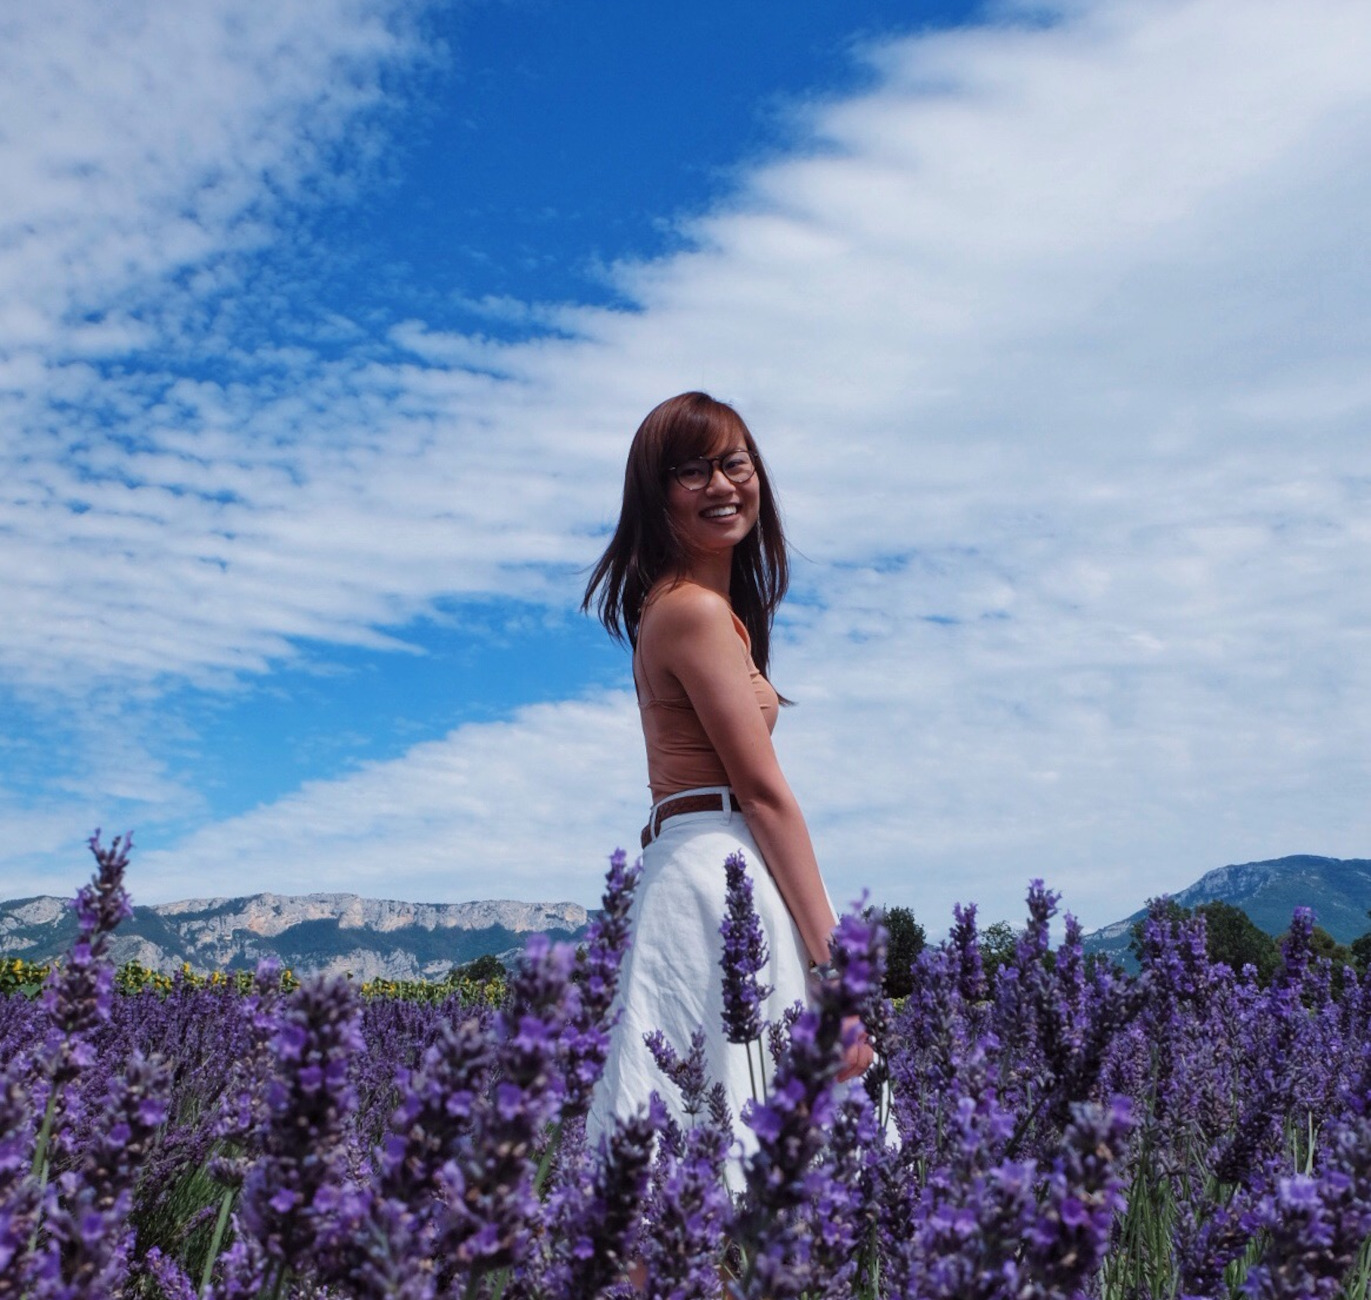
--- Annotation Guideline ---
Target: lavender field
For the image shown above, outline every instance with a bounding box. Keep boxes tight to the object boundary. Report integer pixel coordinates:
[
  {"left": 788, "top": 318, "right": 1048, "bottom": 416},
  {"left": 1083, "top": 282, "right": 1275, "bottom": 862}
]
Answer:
[{"left": 3, "top": 835, "right": 1370, "bottom": 1300}]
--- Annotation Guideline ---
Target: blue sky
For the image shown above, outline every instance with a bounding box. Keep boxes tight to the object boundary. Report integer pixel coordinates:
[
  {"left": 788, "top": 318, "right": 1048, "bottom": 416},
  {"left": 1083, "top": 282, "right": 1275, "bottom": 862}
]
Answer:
[{"left": 3, "top": 0, "right": 1370, "bottom": 934}]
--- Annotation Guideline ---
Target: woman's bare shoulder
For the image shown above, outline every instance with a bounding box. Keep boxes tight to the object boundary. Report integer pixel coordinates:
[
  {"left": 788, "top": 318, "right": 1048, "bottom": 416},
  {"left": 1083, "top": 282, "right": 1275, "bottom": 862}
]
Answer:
[{"left": 643, "top": 580, "right": 734, "bottom": 637}]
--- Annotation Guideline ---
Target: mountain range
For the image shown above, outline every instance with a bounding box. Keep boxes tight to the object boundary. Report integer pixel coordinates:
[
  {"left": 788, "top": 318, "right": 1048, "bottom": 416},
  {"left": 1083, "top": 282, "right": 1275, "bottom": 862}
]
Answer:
[
  {"left": 1080, "top": 854, "right": 1371, "bottom": 967},
  {"left": 4, "top": 853, "right": 1366, "bottom": 981},
  {"left": 0, "top": 891, "right": 589, "bottom": 982}
]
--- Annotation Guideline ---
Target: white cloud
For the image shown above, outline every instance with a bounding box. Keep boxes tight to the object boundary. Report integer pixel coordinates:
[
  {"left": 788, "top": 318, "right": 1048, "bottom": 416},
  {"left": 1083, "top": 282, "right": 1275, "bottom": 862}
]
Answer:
[
  {"left": 0, "top": 0, "right": 424, "bottom": 350},
  {"left": 133, "top": 693, "right": 646, "bottom": 907},
  {"left": 0, "top": 0, "right": 438, "bottom": 697},
  {"left": 4, "top": 0, "right": 1371, "bottom": 929}
]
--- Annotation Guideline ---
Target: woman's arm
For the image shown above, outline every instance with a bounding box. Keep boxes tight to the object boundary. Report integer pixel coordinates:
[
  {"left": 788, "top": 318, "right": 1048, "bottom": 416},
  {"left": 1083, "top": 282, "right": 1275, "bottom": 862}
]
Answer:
[{"left": 642, "top": 584, "right": 838, "bottom": 966}]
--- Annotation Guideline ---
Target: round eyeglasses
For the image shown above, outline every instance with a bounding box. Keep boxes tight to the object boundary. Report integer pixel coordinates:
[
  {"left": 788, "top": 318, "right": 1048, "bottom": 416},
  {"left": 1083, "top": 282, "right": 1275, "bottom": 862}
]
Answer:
[{"left": 668, "top": 450, "right": 756, "bottom": 491}]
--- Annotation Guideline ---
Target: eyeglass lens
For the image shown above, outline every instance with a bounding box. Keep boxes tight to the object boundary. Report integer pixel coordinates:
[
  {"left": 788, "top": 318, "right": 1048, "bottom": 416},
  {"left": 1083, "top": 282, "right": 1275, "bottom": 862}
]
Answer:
[{"left": 673, "top": 452, "right": 755, "bottom": 490}]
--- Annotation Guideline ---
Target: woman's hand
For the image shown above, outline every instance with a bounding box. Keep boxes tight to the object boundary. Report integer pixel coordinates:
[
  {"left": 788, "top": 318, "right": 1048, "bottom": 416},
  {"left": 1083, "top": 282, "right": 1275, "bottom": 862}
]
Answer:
[{"left": 836, "top": 1015, "right": 874, "bottom": 1082}]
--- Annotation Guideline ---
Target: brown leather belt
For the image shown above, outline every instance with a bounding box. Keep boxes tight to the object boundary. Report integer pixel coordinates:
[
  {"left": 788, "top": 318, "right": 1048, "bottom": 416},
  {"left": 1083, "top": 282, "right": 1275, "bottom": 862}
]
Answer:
[{"left": 641, "top": 791, "right": 742, "bottom": 849}]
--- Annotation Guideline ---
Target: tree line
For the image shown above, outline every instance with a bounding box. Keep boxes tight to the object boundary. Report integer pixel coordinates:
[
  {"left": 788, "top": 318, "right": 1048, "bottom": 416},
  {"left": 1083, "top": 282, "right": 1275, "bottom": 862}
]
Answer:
[{"left": 877, "top": 899, "right": 1371, "bottom": 999}]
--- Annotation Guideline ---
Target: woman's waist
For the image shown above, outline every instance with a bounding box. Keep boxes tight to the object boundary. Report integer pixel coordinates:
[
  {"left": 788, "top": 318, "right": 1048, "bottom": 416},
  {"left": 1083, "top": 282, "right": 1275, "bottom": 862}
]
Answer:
[
  {"left": 645, "top": 749, "right": 732, "bottom": 804},
  {"left": 641, "top": 784, "right": 742, "bottom": 850}
]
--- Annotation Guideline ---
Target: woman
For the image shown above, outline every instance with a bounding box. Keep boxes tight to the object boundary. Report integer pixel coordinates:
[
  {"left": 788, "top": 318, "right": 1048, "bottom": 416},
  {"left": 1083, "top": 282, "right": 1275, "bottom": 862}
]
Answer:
[{"left": 583, "top": 391, "right": 872, "bottom": 1166}]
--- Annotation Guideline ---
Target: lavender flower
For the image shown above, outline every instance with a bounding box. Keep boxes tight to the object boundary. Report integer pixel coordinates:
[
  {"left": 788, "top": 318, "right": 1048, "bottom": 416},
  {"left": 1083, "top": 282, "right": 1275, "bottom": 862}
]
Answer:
[
  {"left": 327, "top": 1192, "right": 435, "bottom": 1300},
  {"left": 14, "top": 842, "right": 1371, "bottom": 1300},
  {"left": 886, "top": 914, "right": 986, "bottom": 1162},
  {"left": 0, "top": 831, "right": 144, "bottom": 1299},
  {"left": 1001, "top": 894, "right": 1143, "bottom": 1151},
  {"left": 890, "top": 1084, "right": 1131, "bottom": 1300},
  {"left": 1132, "top": 894, "right": 1220, "bottom": 1131},
  {"left": 546, "top": 1105, "right": 657, "bottom": 1300},
  {"left": 645, "top": 1027, "right": 710, "bottom": 1119},
  {"left": 888, "top": 1040, "right": 1019, "bottom": 1299},
  {"left": 730, "top": 906, "right": 886, "bottom": 1300},
  {"left": 430, "top": 933, "right": 576, "bottom": 1281},
  {"left": 719, "top": 851, "right": 773, "bottom": 1047},
  {"left": 1022, "top": 1098, "right": 1134, "bottom": 1294},
  {"left": 321, "top": 1011, "right": 497, "bottom": 1300},
  {"left": 140, "top": 1248, "right": 198, "bottom": 1300},
  {"left": 766, "top": 1003, "right": 803, "bottom": 1071},
  {"left": 1241, "top": 1106, "right": 1371, "bottom": 1299},
  {"left": 1277, "top": 906, "right": 1318, "bottom": 989},
  {"left": 803, "top": 1089, "right": 883, "bottom": 1299},
  {"left": 38, "top": 832, "right": 134, "bottom": 1089},
  {"left": 381, "top": 1013, "right": 492, "bottom": 1207},
  {"left": 41, "top": 1051, "right": 171, "bottom": 1299},
  {"left": 0, "top": 1066, "right": 44, "bottom": 1294},
  {"left": 232, "top": 974, "right": 364, "bottom": 1292},
  {"left": 208, "top": 957, "right": 287, "bottom": 1191},
  {"left": 563, "top": 848, "right": 641, "bottom": 1119},
  {"left": 949, "top": 902, "right": 989, "bottom": 1009},
  {"left": 640, "top": 1096, "right": 732, "bottom": 1300}
]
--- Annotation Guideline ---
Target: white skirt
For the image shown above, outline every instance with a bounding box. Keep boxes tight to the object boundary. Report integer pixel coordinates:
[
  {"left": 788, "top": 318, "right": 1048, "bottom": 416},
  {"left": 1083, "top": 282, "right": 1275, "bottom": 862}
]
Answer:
[{"left": 586, "top": 787, "right": 812, "bottom": 1181}]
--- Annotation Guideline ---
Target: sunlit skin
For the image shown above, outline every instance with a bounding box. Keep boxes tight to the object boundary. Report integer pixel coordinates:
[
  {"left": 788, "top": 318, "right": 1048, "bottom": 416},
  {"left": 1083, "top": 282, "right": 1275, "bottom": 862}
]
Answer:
[
  {"left": 644, "top": 437, "right": 874, "bottom": 1083},
  {"left": 665, "top": 444, "right": 761, "bottom": 576}
]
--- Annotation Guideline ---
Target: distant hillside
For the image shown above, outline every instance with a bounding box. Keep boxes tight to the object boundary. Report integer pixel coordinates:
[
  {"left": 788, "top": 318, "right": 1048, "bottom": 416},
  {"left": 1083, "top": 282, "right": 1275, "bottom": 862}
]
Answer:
[
  {"left": 0, "top": 892, "right": 590, "bottom": 981},
  {"left": 1082, "top": 855, "right": 1371, "bottom": 968}
]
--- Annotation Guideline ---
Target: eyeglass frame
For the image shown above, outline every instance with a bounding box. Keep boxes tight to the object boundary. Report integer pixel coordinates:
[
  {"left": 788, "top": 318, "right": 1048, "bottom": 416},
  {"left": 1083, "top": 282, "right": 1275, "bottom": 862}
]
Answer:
[{"left": 665, "top": 450, "right": 758, "bottom": 491}]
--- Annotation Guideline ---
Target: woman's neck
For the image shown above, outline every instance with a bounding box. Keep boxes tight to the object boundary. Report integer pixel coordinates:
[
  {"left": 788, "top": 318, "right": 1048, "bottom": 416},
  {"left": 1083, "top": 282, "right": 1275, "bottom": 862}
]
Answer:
[{"left": 675, "top": 549, "right": 732, "bottom": 600}]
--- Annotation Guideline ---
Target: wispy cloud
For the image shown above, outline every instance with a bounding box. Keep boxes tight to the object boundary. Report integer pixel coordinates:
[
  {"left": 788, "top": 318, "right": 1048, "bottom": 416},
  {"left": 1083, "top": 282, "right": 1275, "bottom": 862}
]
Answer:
[
  {"left": 135, "top": 694, "right": 646, "bottom": 903},
  {"left": 4, "top": 0, "right": 1370, "bottom": 927},
  {"left": 0, "top": 1, "right": 426, "bottom": 350}
]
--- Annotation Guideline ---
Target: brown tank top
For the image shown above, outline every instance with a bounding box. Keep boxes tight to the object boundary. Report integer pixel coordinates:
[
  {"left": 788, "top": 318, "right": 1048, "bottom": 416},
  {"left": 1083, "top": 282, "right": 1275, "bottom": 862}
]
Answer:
[{"left": 634, "top": 595, "right": 780, "bottom": 802}]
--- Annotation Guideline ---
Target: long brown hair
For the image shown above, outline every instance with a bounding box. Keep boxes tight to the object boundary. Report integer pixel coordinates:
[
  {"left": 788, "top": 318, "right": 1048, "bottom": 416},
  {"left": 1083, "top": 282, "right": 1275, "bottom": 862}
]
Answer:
[{"left": 582, "top": 391, "right": 790, "bottom": 681}]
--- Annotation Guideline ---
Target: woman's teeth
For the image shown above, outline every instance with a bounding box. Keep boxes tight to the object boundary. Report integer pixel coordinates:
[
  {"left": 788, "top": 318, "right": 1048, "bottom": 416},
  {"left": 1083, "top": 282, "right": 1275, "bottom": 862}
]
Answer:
[{"left": 701, "top": 505, "right": 738, "bottom": 518}]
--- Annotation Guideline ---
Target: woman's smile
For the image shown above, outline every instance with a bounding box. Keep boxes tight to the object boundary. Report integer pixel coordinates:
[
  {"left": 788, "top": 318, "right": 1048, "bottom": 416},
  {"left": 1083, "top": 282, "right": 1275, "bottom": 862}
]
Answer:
[{"left": 669, "top": 448, "right": 759, "bottom": 552}]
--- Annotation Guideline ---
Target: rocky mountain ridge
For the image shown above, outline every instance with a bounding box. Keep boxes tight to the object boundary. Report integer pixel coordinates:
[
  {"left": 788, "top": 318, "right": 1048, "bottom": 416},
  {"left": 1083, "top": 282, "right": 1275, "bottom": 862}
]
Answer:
[
  {"left": 1081, "top": 854, "right": 1371, "bottom": 967},
  {"left": 0, "top": 891, "right": 590, "bottom": 982}
]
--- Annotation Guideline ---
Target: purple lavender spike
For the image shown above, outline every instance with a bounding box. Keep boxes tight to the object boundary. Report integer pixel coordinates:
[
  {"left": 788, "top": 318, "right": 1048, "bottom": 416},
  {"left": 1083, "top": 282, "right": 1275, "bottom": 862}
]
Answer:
[
  {"left": 719, "top": 851, "right": 774, "bottom": 1047},
  {"left": 38, "top": 831, "right": 134, "bottom": 1087},
  {"left": 41, "top": 1051, "right": 171, "bottom": 1298},
  {"left": 640, "top": 1097, "right": 732, "bottom": 1300},
  {"left": 235, "top": 975, "right": 364, "bottom": 1286},
  {"left": 0, "top": 1066, "right": 45, "bottom": 1293},
  {"left": 644, "top": 1026, "right": 709, "bottom": 1117},
  {"left": 729, "top": 903, "right": 887, "bottom": 1299},
  {"left": 429, "top": 933, "right": 576, "bottom": 1282},
  {"left": 553, "top": 1105, "right": 657, "bottom": 1299},
  {"left": 563, "top": 848, "right": 641, "bottom": 1119}
]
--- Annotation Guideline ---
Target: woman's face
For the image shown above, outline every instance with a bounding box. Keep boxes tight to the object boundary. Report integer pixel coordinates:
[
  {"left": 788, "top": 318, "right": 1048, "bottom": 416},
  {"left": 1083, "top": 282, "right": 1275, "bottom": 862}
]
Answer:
[{"left": 664, "top": 436, "right": 761, "bottom": 561}]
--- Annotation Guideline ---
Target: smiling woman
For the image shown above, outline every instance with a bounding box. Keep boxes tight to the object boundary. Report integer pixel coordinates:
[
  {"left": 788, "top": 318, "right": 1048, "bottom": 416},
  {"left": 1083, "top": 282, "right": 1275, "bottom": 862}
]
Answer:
[{"left": 581, "top": 391, "right": 873, "bottom": 1174}]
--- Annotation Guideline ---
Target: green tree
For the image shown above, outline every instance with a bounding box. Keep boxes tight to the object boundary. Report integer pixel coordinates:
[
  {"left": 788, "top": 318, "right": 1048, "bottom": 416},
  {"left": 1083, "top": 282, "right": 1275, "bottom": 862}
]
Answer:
[
  {"left": 881, "top": 905, "right": 926, "bottom": 999},
  {"left": 1127, "top": 897, "right": 1191, "bottom": 966},
  {"left": 1194, "top": 900, "right": 1279, "bottom": 983},
  {"left": 980, "top": 921, "right": 1018, "bottom": 981},
  {"left": 1351, "top": 911, "right": 1371, "bottom": 975},
  {"left": 1272, "top": 923, "right": 1356, "bottom": 997},
  {"left": 450, "top": 953, "right": 506, "bottom": 983},
  {"left": 1128, "top": 898, "right": 1286, "bottom": 985},
  {"left": 1302, "top": 924, "right": 1354, "bottom": 969}
]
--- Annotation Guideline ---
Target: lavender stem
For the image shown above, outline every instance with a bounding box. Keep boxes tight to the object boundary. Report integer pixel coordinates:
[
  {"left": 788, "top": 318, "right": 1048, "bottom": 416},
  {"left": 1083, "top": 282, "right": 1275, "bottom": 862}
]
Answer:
[
  {"left": 199, "top": 1185, "right": 235, "bottom": 1296},
  {"left": 29, "top": 1085, "right": 58, "bottom": 1182},
  {"left": 532, "top": 1118, "right": 565, "bottom": 1195}
]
